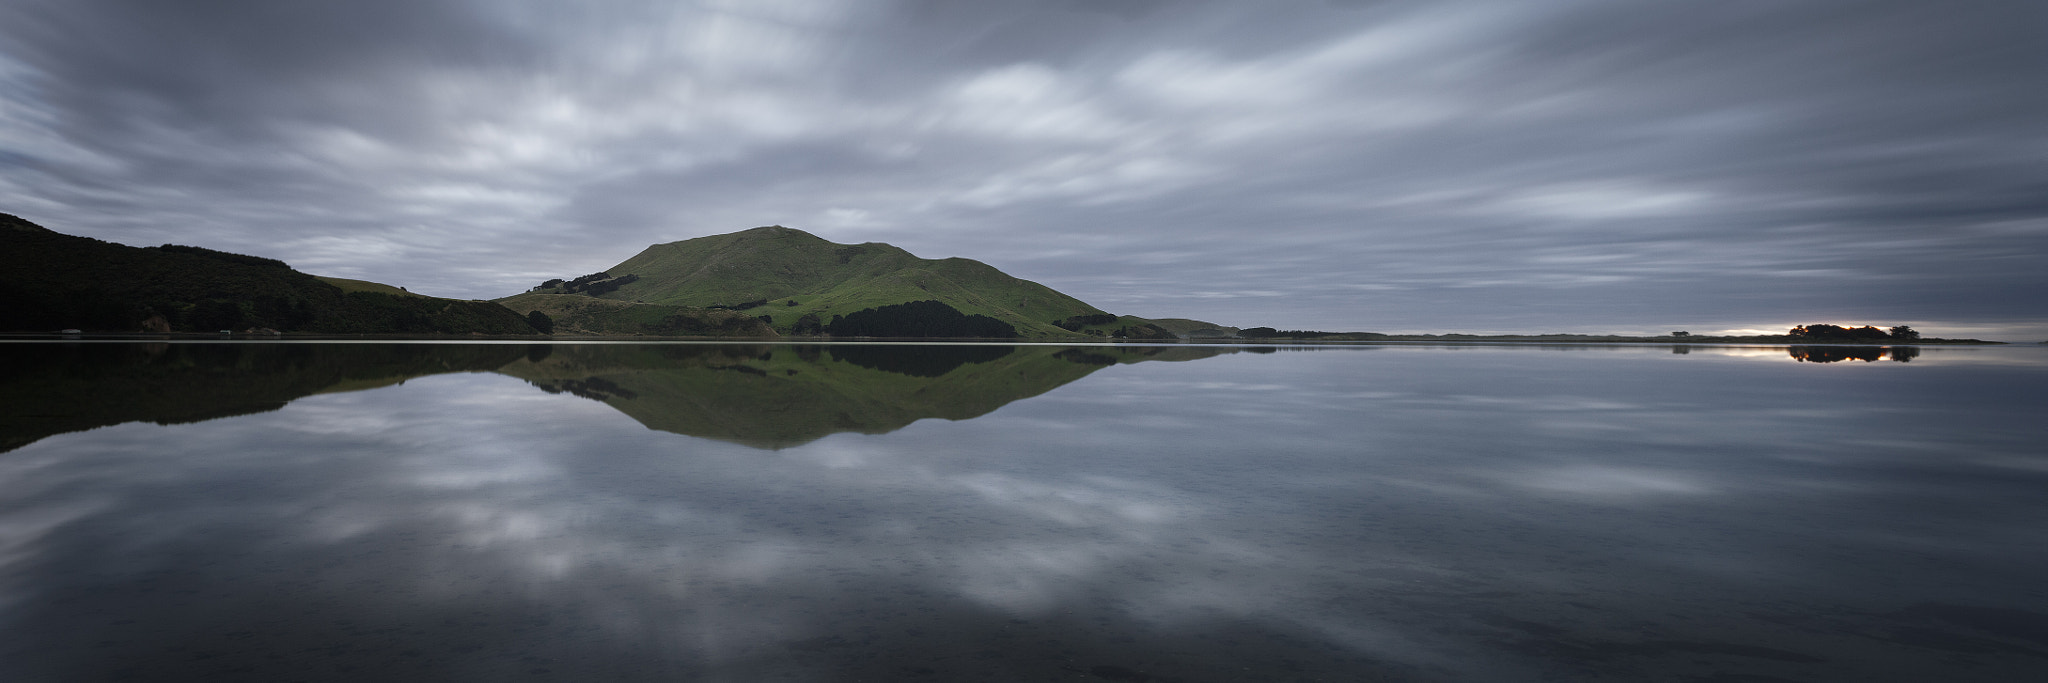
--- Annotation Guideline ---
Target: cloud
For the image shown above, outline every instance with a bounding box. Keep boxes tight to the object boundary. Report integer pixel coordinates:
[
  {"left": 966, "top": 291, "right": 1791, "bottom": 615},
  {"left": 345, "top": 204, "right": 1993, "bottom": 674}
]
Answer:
[{"left": 1, "top": 0, "right": 2044, "bottom": 336}]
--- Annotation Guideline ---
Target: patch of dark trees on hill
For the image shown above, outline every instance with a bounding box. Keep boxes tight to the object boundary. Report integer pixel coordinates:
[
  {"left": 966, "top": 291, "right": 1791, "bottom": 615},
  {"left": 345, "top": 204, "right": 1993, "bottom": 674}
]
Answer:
[
  {"left": 829, "top": 344, "right": 1015, "bottom": 377},
  {"left": 789, "top": 313, "right": 825, "bottom": 335},
  {"left": 823, "top": 300, "right": 1017, "bottom": 338},
  {"left": 0, "top": 214, "right": 544, "bottom": 335},
  {"left": 708, "top": 299, "right": 768, "bottom": 311},
  {"left": 538, "top": 272, "right": 638, "bottom": 296},
  {"left": 1788, "top": 324, "right": 1918, "bottom": 341},
  {"left": 1054, "top": 313, "right": 1117, "bottom": 331},
  {"left": 1789, "top": 346, "right": 1920, "bottom": 363},
  {"left": 639, "top": 311, "right": 772, "bottom": 337},
  {"left": 578, "top": 274, "right": 637, "bottom": 296},
  {"left": 1112, "top": 323, "right": 1177, "bottom": 340}
]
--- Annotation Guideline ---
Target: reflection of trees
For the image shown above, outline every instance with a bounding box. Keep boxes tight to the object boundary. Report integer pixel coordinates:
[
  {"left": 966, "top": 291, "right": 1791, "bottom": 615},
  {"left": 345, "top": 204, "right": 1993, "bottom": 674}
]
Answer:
[
  {"left": 828, "top": 344, "right": 1014, "bottom": 377},
  {"left": 0, "top": 343, "right": 529, "bottom": 452},
  {"left": 1788, "top": 346, "right": 1918, "bottom": 363}
]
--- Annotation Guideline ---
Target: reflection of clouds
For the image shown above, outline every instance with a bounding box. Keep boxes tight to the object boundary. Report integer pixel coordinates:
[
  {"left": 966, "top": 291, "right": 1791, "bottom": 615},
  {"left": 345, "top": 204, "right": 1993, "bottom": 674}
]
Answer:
[
  {"left": 1513, "top": 465, "right": 1711, "bottom": 498},
  {"left": 0, "top": 494, "right": 106, "bottom": 601},
  {"left": 949, "top": 540, "right": 1119, "bottom": 612},
  {"left": 952, "top": 473, "right": 1186, "bottom": 526},
  {"left": 5, "top": 346, "right": 2047, "bottom": 680}
]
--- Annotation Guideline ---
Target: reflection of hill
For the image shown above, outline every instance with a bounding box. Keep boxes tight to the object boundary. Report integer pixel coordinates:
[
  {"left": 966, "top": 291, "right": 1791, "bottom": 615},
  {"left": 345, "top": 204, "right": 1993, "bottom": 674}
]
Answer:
[
  {"left": 0, "top": 342, "right": 1236, "bottom": 454},
  {"left": 495, "top": 344, "right": 1236, "bottom": 449},
  {"left": 1789, "top": 346, "right": 1920, "bottom": 363},
  {"left": 0, "top": 343, "right": 531, "bottom": 453}
]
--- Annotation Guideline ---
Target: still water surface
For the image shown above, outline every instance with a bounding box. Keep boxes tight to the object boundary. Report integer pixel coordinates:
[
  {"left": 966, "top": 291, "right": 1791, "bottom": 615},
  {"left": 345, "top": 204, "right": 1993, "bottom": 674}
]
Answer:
[{"left": 2, "top": 341, "right": 2044, "bottom": 681}]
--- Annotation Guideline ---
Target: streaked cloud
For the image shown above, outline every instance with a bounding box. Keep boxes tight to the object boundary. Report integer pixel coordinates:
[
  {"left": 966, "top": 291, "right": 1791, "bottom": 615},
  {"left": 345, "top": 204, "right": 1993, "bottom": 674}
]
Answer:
[{"left": 1, "top": 0, "right": 2043, "bottom": 338}]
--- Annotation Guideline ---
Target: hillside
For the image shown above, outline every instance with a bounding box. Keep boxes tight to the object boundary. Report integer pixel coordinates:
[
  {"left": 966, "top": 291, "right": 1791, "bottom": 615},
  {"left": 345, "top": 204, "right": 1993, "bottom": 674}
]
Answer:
[
  {"left": 0, "top": 213, "right": 540, "bottom": 335},
  {"left": 492, "top": 292, "right": 775, "bottom": 337},
  {"left": 315, "top": 276, "right": 416, "bottom": 297},
  {"left": 502, "top": 226, "right": 1111, "bottom": 338}
]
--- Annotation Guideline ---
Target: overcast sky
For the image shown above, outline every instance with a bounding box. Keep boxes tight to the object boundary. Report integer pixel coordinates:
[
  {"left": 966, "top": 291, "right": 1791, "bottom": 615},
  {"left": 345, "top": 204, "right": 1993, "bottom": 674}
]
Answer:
[{"left": 3, "top": 1, "right": 2044, "bottom": 338}]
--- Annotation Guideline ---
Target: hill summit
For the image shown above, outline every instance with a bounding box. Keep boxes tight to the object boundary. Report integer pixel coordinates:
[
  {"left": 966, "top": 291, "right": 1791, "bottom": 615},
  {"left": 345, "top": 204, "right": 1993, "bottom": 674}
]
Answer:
[{"left": 500, "top": 226, "right": 1127, "bottom": 338}]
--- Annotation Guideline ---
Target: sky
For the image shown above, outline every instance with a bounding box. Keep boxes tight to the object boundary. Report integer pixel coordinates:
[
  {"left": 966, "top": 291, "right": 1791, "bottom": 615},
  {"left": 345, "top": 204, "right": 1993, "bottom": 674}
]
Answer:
[{"left": 3, "top": 1, "right": 2045, "bottom": 339}]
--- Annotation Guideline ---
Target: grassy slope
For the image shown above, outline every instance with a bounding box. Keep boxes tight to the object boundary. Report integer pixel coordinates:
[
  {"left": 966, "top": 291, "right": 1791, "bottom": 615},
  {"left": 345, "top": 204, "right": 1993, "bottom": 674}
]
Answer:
[
  {"left": 495, "top": 292, "right": 775, "bottom": 337},
  {"left": 1144, "top": 318, "right": 1241, "bottom": 336},
  {"left": 315, "top": 276, "right": 416, "bottom": 297},
  {"left": 547, "top": 226, "right": 1107, "bottom": 337}
]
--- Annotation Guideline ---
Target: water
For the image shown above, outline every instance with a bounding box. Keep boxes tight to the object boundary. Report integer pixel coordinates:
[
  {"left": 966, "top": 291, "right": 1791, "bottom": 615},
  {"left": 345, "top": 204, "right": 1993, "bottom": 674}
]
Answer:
[{"left": 2, "top": 341, "right": 2044, "bottom": 681}]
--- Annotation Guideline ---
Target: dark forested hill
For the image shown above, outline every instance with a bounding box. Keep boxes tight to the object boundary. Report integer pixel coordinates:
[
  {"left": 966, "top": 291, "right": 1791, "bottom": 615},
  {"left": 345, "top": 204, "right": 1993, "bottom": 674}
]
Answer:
[{"left": 0, "top": 213, "right": 539, "bottom": 334}]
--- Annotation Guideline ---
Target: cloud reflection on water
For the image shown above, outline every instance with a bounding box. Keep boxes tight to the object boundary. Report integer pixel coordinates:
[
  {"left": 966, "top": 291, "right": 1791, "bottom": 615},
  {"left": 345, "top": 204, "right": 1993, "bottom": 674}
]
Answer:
[{"left": 0, "top": 344, "right": 2046, "bottom": 680}]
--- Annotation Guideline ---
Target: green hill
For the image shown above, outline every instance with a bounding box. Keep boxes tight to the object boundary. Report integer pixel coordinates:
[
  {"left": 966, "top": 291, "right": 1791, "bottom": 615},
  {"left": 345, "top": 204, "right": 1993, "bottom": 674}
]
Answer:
[
  {"left": 0, "top": 213, "right": 540, "bottom": 335},
  {"left": 501, "top": 226, "right": 1110, "bottom": 338}
]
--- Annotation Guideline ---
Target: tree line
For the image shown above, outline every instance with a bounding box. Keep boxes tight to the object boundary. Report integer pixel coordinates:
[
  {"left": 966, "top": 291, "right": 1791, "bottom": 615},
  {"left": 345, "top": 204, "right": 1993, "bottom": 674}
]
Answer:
[{"left": 1788, "top": 324, "right": 1918, "bottom": 341}]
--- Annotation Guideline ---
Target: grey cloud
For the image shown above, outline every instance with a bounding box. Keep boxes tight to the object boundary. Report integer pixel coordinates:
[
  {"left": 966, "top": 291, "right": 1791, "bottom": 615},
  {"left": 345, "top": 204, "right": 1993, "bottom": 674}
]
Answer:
[{"left": 2, "top": 0, "right": 2044, "bottom": 336}]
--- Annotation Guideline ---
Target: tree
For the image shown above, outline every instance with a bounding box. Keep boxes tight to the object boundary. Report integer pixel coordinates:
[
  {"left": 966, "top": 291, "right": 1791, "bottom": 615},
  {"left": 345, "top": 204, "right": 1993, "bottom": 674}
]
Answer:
[
  {"left": 527, "top": 310, "right": 554, "bottom": 334},
  {"left": 191, "top": 299, "right": 245, "bottom": 331},
  {"left": 1671, "top": 331, "right": 1691, "bottom": 337},
  {"left": 1888, "top": 325, "right": 1920, "bottom": 341},
  {"left": 1789, "top": 324, "right": 1888, "bottom": 341}
]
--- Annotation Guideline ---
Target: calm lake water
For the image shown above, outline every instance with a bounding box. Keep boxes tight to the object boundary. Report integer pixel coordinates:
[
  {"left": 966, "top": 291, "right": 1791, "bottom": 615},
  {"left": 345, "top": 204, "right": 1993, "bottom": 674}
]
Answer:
[{"left": 2, "top": 341, "right": 2044, "bottom": 682}]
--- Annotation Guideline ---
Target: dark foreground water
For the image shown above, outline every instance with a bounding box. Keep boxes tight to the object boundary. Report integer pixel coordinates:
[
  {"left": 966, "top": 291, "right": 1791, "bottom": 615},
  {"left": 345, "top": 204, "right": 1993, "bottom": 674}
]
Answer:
[{"left": 2, "top": 341, "right": 2045, "bottom": 682}]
